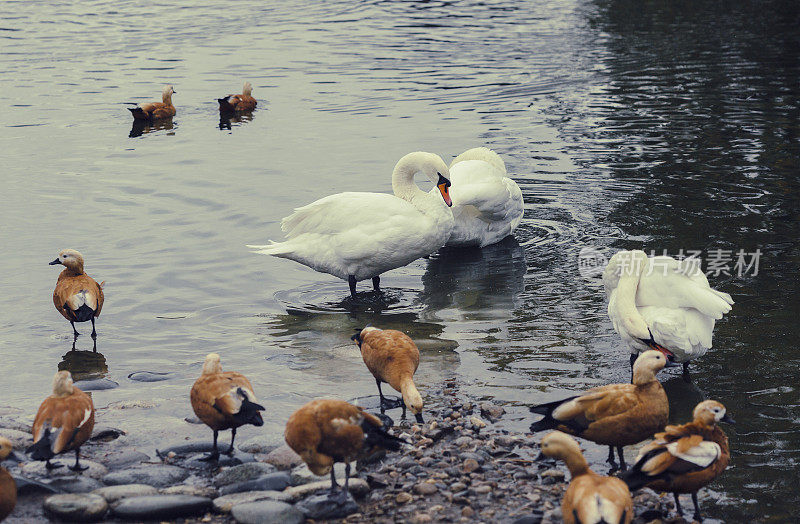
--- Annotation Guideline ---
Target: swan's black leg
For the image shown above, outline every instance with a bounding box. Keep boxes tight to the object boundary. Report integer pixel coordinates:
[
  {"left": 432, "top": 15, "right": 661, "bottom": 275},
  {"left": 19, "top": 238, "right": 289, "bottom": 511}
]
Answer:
[
  {"left": 691, "top": 492, "right": 703, "bottom": 522},
  {"left": 348, "top": 275, "right": 357, "bottom": 297},
  {"left": 629, "top": 354, "right": 637, "bottom": 368},
  {"left": 682, "top": 362, "right": 691, "bottom": 383},
  {"left": 372, "top": 276, "right": 380, "bottom": 292}
]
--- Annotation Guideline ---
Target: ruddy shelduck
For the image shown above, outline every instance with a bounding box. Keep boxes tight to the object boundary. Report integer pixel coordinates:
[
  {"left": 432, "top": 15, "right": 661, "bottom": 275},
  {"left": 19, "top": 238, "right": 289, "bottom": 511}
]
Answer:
[
  {"left": 27, "top": 371, "right": 95, "bottom": 471},
  {"left": 218, "top": 82, "right": 257, "bottom": 112},
  {"left": 50, "top": 249, "right": 104, "bottom": 341},
  {"left": 285, "top": 399, "right": 404, "bottom": 501},
  {"left": 538, "top": 431, "right": 633, "bottom": 524},
  {"left": 0, "top": 437, "right": 16, "bottom": 521},
  {"left": 530, "top": 350, "right": 678, "bottom": 470},
  {"left": 622, "top": 400, "right": 734, "bottom": 522},
  {"left": 190, "top": 353, "right": 265, "bottom": 461},
  {"left": 128, "top": 85, "right": 176, "bottom": 120},
  {"left": 352, "top": 327, "right": 424, "bottom": 423}
]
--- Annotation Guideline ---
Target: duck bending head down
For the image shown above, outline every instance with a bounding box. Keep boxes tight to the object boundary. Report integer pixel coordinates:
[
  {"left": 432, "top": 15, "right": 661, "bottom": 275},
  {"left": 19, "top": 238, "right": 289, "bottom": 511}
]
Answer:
[{"left": 249, "top": 152, "right": 455, "bottom": 298}]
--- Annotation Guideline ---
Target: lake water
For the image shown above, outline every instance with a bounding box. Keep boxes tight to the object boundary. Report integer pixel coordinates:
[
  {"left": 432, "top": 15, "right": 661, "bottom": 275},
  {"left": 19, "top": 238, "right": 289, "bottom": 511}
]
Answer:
[{"left": 2, "top": 0, "right": 798, "bottom": 521}]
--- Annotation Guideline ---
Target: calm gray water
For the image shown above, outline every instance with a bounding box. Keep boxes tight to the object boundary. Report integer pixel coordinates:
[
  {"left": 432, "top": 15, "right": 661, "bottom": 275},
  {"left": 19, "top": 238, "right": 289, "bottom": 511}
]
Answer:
[{"left": 2, "top": 0, "right": 798, "bottom": 521}]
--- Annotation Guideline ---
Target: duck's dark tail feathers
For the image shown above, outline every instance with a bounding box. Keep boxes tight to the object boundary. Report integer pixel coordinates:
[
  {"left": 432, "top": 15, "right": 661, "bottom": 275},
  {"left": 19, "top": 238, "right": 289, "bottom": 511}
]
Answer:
[
  {"left": 529, "top": 396, "right": 577, "bottom": 433},
  {"left": 619, "top": 448, "right": 663, "bottom": 491},
  {"left": 233, "top": 388, "right": 265, "bottom": 427},
  {"left": 26, "top": 429, "right": 54, "bottom": 461},
  {"left": 218, "top": 97, "right": 235, "bottom": 111},
  {"left": 351, "top": 329, "right": 363, "bottom": 347},
  {"left": 362, "top": 419, "right": 405, "bottom": 452},
  {"left": 128, "top": 107, "right": 148, "bottom": 120}
]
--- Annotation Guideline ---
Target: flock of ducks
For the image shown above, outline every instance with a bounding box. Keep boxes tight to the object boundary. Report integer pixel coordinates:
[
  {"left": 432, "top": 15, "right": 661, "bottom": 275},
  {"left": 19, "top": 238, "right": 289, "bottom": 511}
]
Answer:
[{"left": 0, "top": 88, "right": 739, "bottom": 522}]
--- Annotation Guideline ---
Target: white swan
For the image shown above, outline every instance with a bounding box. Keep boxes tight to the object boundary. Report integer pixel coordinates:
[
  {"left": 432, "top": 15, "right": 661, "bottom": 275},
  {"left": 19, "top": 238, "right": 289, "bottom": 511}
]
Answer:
[
  {"left": 603, "top": 250, "right": 734, "bottom": 372},
  {"left": 430, "top": 147, "right": 524, "bottom": 247},
  {"left": 248, "top": 152, "right": 454, "bottom": 297}
]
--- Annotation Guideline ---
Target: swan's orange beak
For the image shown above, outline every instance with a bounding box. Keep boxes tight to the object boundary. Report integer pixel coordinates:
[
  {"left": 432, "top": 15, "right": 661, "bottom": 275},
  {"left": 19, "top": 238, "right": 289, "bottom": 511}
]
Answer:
[{"left": 437, "top": 174, "right": 452, "bottom": 207}]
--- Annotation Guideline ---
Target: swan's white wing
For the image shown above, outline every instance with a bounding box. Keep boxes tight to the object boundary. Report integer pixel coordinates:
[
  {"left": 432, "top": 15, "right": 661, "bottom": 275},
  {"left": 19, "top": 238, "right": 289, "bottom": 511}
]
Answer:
[
  {"left": 251, "top": 192, "right": 444, "bottom": 280},
  {"left": 635, "top": 256, "right": 734, "bottom": 319},
  {"left": 639, "top": 306, "right": 715, "bottom": 360},
  {"left": 450, "top": 147, "right": 506, "bottom": 174}
]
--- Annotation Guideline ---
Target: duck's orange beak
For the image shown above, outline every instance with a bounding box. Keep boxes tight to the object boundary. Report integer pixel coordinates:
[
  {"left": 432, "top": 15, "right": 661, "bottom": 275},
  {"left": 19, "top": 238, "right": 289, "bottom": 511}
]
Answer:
[{"left": 437, "top": 173, "right": 452, "bottom": 207}]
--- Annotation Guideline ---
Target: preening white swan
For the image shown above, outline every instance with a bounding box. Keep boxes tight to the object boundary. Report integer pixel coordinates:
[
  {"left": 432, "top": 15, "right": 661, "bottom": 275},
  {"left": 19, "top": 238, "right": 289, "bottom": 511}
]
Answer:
[
  {"left": 603, "top": 250, "right": 734, "bottom": 372},
  {"left": 431, "top": 147, "right": 523, "bottom": 247},
  {"left": 248, "top": 152, "right": 454, "bottom": 297}
]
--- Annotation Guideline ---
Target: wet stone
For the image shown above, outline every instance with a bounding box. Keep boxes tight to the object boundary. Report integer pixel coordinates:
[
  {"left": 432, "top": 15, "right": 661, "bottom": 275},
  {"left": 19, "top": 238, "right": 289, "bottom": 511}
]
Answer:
[
  {"left": 0, "top": 428, "right": 30, "bottom": 448},
  {"left": 213, "top": 490, "right": 291, "bottom": 513},
  {"left": 263, "top": 444, "right": 303, "bottom": 470},
  {"left": 44, "top": 493, "right": 108, "bottom": 522},
  {"left": 231, "top": 500, "right": 304, "bottom": 524},
  {"left": 102, "top": 465, "right": 189, "bottom": 488},
  {"left": 238, "top": 434, "right": 282, "bottom": 454},
  {"left": 540, "top": 469, "right": 565, "bottom": 484},
  {"left": 214, "top": 462, "right": 277, "bottom": 487},
  {"left": 296, "top": 492, "right": 359, "bottom": 520},
  {"left": 111, "top": 495, "right": 212, "bottom": 520},
  {"left": 290, "top": 461, "right": 351, "bottom": 486},
  {"left": 101, "top": 449, "right": 149, "bottom": 469},
  {"left": 183, "top": 452, "right": 252, "bottom": 469},
  {"left": 284, "top": 478, "right": 369, "bottom": 501},
  {"left": 156, "top": 440, "right": 217, "bottom": 457},
  {"left": 127, "top": 371, "right": 175, "bottom": 382},
  {"left": 74, "top": 378, "right": 119, "bottom": 391},
  {"left": 480, "top": 403, "right": 506, "bottom": 422},
  {"left": 89, "top": 426, "right": 125, "bottom": 442},
  {"left": 14, "top": 476, "right": 61, "bottom": 494},
  {"left": 396, "top": 491, "right": 413, "bottom": 504},
  {"left": 219, "top": 471, "right": 291, "bottom": 495},
  {"left": 49, "top": 476, "right": 103, "bottom": 493},
  {"left": 161, "top": 484, "right": 220, "bottom": 498},
  {"left": 460, "top": 451, "right": 485, "bottom": 464},
  {"left": 414, "top": 482, "right": 438, "bottom": 495},
  {"left": 93, "top": 484, "right": 158, "bottom": 503},
  {"left": 462, "top": 458, "right": 481, "bottom": 473}
]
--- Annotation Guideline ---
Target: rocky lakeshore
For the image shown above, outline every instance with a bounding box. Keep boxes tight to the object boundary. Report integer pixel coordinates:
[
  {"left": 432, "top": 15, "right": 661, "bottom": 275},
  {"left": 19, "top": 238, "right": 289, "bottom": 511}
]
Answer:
[{"left": 1, "top": 379, "right": 698, "bottom": 523}]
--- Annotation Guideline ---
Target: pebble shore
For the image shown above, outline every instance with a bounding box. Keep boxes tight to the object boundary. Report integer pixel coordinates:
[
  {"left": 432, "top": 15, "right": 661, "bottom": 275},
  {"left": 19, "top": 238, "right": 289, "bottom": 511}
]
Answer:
[{"left": 1, "top": 378, "right": 703, "bottom": 523}]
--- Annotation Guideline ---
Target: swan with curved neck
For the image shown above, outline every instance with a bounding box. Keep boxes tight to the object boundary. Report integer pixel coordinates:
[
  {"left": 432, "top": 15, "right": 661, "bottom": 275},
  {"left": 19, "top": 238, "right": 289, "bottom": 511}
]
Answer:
[
  {"left": 603, "top": 249, "right": 734, "bottom": 375},
  {"left": 249, "top": 152, "right": 454, "bottom": 297}
]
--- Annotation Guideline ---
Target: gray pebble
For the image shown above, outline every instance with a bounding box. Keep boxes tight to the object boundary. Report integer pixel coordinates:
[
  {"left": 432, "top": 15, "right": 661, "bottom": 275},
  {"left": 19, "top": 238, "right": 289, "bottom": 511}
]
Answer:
[
  {"left": 92, "top": 484, "right": 157, "bottom": 503},
  {"left": 214, "top": 462, "right": 277, "bottom": 487},
  {"left": 220, "top": 472, "right": 291, "bottom": 495},
  {"left": 111, "top": 495, "right": 212, "bottom": 520},
  {"left": 102, "top": 465, "right": 188, "bottom": 488},
  {"left": 231, "top": 500, "right": 304, "bottom": 524},
  {"left": 44, "top": 493, "right": 108, "bottom": 522}
]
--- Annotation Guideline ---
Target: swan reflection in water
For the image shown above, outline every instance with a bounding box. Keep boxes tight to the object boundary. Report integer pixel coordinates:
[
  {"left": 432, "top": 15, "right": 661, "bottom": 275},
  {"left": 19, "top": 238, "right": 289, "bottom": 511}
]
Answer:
[
  {"left": 219, "top": 111, "right": 254, "bottom": 131},
  {"left": 418, "top": 236, "right": 527, "bottom": 319},
  {"left": 129, "top": 118, "right": 175, "bottom": 138}
]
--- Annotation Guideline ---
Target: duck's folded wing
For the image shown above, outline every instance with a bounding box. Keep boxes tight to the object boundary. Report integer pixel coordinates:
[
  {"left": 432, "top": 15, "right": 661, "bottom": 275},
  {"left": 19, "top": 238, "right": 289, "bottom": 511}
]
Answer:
[{"left": 553, "top": 384, "right": 638, "bottom": 423}]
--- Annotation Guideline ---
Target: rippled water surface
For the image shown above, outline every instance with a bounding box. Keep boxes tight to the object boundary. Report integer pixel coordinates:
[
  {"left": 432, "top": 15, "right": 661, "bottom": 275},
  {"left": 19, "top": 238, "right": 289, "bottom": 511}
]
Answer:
[{"left": 2, "top": 1, "right": 799, "bottom": 521}]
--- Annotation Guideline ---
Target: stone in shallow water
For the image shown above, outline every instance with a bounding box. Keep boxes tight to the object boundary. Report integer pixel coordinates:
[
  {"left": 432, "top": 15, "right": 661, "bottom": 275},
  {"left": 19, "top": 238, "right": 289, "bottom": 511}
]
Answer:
[
  {"left": 238, "top": 434, "right": 282, "bottom": 454},
  {"left": 111, "top": 495, "right": 212, "bottom": 520},
  {"left": 101, "top": 449, "right": 150, "bottom": 469},
  {"left": 112, "top": 495, "right": 211, "bottom": 520},
  {"left": 295, "top": 491, "right": 359, "bottom": 519},
  {"left": 22, "top": 459, "right": 108, "bottom": 480},
  {"left": 102, "top": 465, "right": 188, "bottom": 488},
  {"left": 44, "top": 493, "right": 108, "bottom": 522},
  {"left": 212, "top": 490, "right": 291, "bottom": 513},
  {"left": 156, "top": 441, "right": 216, "bottom": 458},
  {"left": 0, "top": 428, "right": 30, "bottom": 448},
  {"left": 263, "top": 444, "right": 302, "bottom": 470},
  {"left": 284, "top": 479, "right": 369, "bottom": 501},
  {"left": 14, "top": 476, "right": 61, "bottom": 494},
  {"left": 92, "top": 484, "right": 158, "bottom": 503},
  {"left": 160, "top": 484, "right": 220, "bottom": 498},
  {"left": 127, "top": 371, "right": 174, "bottom": 382},
  {"left": 214, "top": 462, "right": 278, "bottom": 487},
  {"left": 74, "top": 378, "right": 119, "bottom": 391},
  {"left": 231, "top": 500, "right": 304, "bottom": 524},
  {"left": 49, "top": 476, "right": 103, "bottom": 493},
  {"left": 219, "top": 472, "right": 291, "bottom": 495},
  {"left": 290, "top": 461, "right": 352, "bottom": 486},
  {"left": 89, "top": 426, "right": 125, "bottom": 442},
  {"left": 183, "top": 452, "right": 251, "bottom": 469}
]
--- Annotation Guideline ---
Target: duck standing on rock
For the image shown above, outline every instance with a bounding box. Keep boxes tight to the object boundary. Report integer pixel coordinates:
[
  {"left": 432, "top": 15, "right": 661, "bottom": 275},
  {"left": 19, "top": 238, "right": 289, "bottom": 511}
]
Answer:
[
  {"left": 285, "top": 399, "right": 405, "bottom": 502},
  {"left": 538, "top": 431, "right": 633, "bottom": 524},
  {"left": 218, "top": 81, "right": 257, "bottom": 112},
  {"left": 352, "top": 327, "right": 424, "bottom": 422},
  {"left": 50, "top": 249, "right": 104, "bottom": 343},
  {"left": 127, "top": 84, "right": 176, "bottom": 121},
  {"left": 190, "top": 353, "right": 265, "bottom": 461},
  {"left": 248, "top": 151, "right": 454, "bottom": 298},
  {"left": 0, "top": 437, "right": 16, "bottom": 521},
  {"left": 621, "top": 400, "right": 734, "bottom": 522},
  {"left": 603, "top": 249, "right": 734, "bottom": 377},
  {"left": 529, "top": 350, "right": 677, "bottom": 471},
  {"left": 27, "top": 371, "right": 95, "bottom": 471}
]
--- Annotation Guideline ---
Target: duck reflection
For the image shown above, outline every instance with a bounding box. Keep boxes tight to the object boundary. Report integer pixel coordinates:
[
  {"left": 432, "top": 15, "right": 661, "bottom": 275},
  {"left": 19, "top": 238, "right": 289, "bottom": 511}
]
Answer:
[
  {"left": 129, "top": 118, "right": 174, "bottom": 138},
  {"left": 418, "top": 236, "right": 527, "bottom": 318},
  {"left": 58, "top": 349, "right": 107, "bottom": 382},
  {"left": 219, "top": 111, "right": 254, "bottom": 131},
  {"left": 662, "top": 375, "right": 707, "bottom": 424}
]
